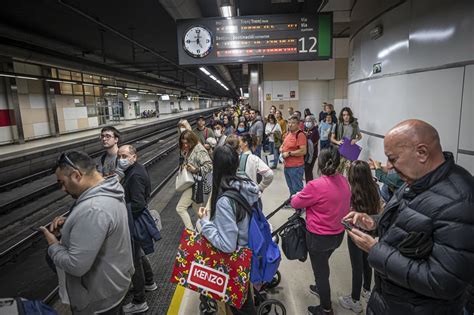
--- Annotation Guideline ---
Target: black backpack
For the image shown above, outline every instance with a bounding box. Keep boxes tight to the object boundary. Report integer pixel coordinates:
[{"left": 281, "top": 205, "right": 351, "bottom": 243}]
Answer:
[{"left": 278, "top": 216, "right": 307, "bottom": 261}]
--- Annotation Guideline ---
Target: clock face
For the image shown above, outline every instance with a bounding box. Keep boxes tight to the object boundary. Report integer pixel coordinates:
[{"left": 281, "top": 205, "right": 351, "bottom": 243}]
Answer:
[{"left": 183, "top": 26, "right": 213, "bottom": 58}]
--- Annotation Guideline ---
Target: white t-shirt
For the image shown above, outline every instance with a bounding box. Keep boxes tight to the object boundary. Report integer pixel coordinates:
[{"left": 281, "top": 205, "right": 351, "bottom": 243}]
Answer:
[{"left": 265, "top": 123, "right": 282, "bottom": 142}]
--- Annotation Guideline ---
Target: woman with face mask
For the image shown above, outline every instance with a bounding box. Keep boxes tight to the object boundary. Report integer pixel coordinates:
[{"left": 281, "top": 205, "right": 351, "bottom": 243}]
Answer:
[
  {"left": 213, "top": 121, "right": 227, "bottom": 148},
  {"left": 235, "top": 121, "right": 247, "bottom": 136},
  {"left": 222, "top": 114, "right": 235, "bottom": 136},
  {"left": 304, "top": 115, "right": 320, "bottom": 182}
]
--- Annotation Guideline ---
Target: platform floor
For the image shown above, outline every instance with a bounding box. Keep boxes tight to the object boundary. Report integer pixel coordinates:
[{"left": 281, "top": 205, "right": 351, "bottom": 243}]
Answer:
[{"left": 0, "top": 108, "right": 213, "bottom": 158}]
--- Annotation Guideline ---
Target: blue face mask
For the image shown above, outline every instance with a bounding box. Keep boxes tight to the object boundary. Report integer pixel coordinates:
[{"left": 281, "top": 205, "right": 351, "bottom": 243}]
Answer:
[{"left": 237, "top": 127, "right": 245, "bottom": 132}]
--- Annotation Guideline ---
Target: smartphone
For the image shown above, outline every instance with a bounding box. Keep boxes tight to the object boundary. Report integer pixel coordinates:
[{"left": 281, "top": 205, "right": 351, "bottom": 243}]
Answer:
[
  {"left": 30, "top": 227, "right": 42, "bottom": 233},
  {"left": 341, "top": 220, "right": 353, "bottom": 231}
]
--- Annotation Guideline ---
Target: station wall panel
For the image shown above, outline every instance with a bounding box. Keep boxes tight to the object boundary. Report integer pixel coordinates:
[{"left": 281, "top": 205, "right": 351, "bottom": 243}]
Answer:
[
  {"left": 459, "top": 65, "right": 474, "bottom": 152},
  {"left": 299, "top": 81, "right": 329, "bottom": 115},
  {"left": 458, "top": 154, "right": 474, "bottom": 175},
  {"left": 298, "top": 60, "right": 335, "bottom": 80}
]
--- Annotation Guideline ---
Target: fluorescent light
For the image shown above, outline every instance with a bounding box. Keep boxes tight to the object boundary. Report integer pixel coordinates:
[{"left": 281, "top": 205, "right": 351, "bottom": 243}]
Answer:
[
  {"left": 161, "top": 94, "right": 170, "bottom": 101},
  {"left": 139, "top": 89, "right": 149, "bottom": 93},
  {"left": 46, "top": 79, "right": 76, "bottom": 84},
  {"left": 83, "top": 83, "right": 95, "bottom": 86},
  {"left": 209, "top": 75, "right": 217, "bottom": 80},
  {"left": 219, "top": 5, "right": 233, "bottom": 17},
  {"left": 106, "top": 86, "right": 123, "bottom": 90},
  {"left": 240, "top": 88, "right": 243, "bottom": 96},
  {"left": 0, "top": 74, "right": 16, "bottom": 78},
  {"left": 199, "top": 67, "right": 210, "bottom": 75},
  {"left": 138, "top": 92, "right": 148, "bottom": 94},
  {"left": 16, "top": 76, "right": 38, "bottom": 80},
  {"left": 126, "top": 88, "right": 138, "bottom": 91}
]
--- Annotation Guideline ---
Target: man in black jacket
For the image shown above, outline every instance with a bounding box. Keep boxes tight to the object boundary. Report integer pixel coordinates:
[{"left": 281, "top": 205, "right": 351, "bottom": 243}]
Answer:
[
  {"left": 117, "top": 144, "right": 156, "bottom": 314},
  {"left": 344, "top": 119, "right": 474, "bottom": 314}
]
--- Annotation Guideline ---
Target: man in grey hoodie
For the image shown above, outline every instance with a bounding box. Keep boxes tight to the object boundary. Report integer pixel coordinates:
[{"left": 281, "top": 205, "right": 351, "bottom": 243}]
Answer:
[{"left": 40, "top": 151, "right": 134, "bottom": 314}]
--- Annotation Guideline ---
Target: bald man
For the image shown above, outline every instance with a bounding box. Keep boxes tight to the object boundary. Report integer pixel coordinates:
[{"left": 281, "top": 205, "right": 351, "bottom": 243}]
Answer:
[
  {"left": 344, "top": 119, "right": 474, "bottom": 315},
  {"left": 117, "top": 145, "right": 157, "bottom": 314}
]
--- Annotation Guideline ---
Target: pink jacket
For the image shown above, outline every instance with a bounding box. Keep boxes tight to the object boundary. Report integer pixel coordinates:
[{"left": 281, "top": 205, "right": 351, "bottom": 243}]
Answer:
[{"left": 291, "top": 174, "right": 351, "bottom": 235}]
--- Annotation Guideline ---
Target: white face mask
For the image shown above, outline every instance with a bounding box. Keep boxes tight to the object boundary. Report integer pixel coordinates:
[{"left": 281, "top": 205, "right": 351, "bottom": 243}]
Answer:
[
  {"left": 179, "top": 127, "right": 186, "bottom": 133},
  {"left": 214, "top": 129, "right": 222, "bottom": 138},
  {"left": 305, "top": 122, "right": 313, "bottom": 129},
  {"left": 118, "top": 158, "right": 131, "bottom": 170}
]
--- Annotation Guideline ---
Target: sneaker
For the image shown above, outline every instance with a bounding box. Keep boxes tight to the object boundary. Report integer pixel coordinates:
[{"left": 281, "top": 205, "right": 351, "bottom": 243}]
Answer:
[
  {"left": 338, "top": 295, "right": 363, "bottom": 313},
  {"left": 122, "top": 302, "right": 149, "bottom": 314},
  {"left": 307, "top": 305, "right": 334, "bottom": 315},
  {"left": 361, "top": 288, "right": 371, "bottom": 302},
  {"left": 144, "top": 282, "right": 158, "bottom": 292},
  {"left": 309, "top": 284, "right": 319, "bottom": 297}
]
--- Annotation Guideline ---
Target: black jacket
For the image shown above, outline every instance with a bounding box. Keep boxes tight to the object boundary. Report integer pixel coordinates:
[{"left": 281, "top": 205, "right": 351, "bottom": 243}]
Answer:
[
  {"left": 122, "top": 162, "right": 151, "bottom": 218},
  {"left": 367, "top": 152, "right": 474, "bottom": 315}
]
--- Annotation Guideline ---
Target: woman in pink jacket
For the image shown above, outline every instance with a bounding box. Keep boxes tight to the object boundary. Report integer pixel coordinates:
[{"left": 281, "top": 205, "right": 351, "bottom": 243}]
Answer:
[{"left": 291, "top": 146, "right": 351, "bottom": 315}]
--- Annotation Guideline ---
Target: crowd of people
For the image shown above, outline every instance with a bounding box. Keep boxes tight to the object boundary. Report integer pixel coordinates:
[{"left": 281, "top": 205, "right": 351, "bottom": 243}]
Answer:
[{"left": 37, "top": 103, "right": 474, "bottom": 315}]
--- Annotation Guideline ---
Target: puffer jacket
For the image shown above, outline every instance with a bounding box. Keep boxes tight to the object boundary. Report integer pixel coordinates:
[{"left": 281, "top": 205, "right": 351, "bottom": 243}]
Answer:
[{"left": 367, "top": 152, "right": 474, "bottom": 315}]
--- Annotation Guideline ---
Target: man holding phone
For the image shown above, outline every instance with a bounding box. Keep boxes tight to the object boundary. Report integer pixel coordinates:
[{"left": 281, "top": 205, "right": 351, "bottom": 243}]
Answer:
[
  {"left": 344, "top": 120, "right": 474, "bottom": 314},
  {"left": 39, "top": 151, "right": 134, "bottom": 314}
]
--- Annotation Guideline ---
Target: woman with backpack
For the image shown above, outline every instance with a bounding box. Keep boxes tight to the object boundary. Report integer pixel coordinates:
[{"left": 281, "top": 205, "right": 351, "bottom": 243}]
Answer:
[
  {"left": 197, "top": 144, "right": 259, "bottom": 315},
  {"left": 264, "top": 114, "right": 282, "bottom": 169},
  {"left": 290, "top": 146, "right": 351, "bottom": 315},
  {"left": 338, "top": 160, "right": 381, "bottom": 313},
  {"left": 238, "top": 133, "right": 274, "bottom": 192},
  {"left": 330, "top": 107, "right": 362, "bottom": 176}
]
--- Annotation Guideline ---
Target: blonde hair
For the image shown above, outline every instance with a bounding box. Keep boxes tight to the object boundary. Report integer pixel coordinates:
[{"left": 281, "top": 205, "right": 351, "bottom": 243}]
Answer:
[{"left": 177, "top": 119, "right": 192, "bottom": 131}]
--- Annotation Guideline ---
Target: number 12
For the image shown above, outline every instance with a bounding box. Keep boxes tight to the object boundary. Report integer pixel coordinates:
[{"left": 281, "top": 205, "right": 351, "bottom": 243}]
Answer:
[{"left": 299, "top": 37, "right": 317, "bottom": 53}]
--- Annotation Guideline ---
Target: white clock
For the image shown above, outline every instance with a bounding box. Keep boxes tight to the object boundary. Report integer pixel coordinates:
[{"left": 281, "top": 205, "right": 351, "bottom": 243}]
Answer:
[{"left": 183, "top": 26, "right": 213, "bottom": 58}]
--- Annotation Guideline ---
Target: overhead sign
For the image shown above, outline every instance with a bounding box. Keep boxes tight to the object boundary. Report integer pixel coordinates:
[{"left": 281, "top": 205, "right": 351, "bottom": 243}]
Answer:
[{"left": 177, "top": 13, "right": 332, "bottom": 66}]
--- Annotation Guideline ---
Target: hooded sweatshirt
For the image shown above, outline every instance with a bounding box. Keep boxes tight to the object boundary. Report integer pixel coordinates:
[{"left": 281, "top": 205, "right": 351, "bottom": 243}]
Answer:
[
  {"left": 48, "top": 176, "right": 134, "bottom": 314},
  {"left": 198, "top": 179, "right": 259, "bottom": 253}
]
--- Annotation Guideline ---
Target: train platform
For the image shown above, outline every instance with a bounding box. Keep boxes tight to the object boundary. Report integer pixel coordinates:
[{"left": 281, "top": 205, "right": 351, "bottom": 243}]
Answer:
[
  {"left": 0, "top": 108, "right": 215, "bottom": 159},
  {"left": 54, "top": 158, "right": 359, "bottom": 315}
]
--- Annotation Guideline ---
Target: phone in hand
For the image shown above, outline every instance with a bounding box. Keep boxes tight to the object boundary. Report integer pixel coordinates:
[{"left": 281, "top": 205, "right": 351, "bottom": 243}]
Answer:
[
  {"left": 341, "top": 220, "right": 353, "bottom": 231},
  {"left": 30, "top": 226, "right": 43, "bottom": 233}
]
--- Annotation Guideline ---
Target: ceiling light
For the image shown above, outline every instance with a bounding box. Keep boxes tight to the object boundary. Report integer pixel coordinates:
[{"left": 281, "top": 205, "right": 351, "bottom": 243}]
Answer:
[
  {"left": 209, "top": 75, "right": 217, "bottom": 80},
  {"left": 126, "top": 88, "right": 138, "bottom": 91},
  {"left": 219, "top": 5, "right": 234, "bottom": 17},
  {"left": 106, "top": 86, "right": 123, "bottom": 90},
  {"left": 46, "top": 79, "right": 76, "bottom": 84},
  {"left": 199, "top": 67, "right": 211, "bottom": 75},
  {"left": 16, "top": 75, "right": 39, "bottom": 80}
]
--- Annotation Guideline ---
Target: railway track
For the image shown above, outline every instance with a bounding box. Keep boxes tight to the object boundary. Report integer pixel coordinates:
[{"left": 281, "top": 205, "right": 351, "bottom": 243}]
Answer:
[{"left": 0, "top": 137, "right": 181, "bottom": 303}]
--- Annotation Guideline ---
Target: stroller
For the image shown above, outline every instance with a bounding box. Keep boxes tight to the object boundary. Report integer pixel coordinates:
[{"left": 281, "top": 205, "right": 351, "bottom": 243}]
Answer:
[{"left": 200, "top": 199, "right": 298, "bottom": 315}]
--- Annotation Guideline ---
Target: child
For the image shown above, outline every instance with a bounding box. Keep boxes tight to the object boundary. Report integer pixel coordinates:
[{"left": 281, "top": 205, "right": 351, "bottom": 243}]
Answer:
[{"left": 319, "top": 114, "right": 334, "bottom": 149}]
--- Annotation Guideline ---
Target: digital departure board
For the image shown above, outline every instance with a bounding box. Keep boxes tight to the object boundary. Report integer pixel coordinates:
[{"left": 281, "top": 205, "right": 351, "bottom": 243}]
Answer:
[{"left": 176, "top": 13, "right": 332, "bottom": 66}]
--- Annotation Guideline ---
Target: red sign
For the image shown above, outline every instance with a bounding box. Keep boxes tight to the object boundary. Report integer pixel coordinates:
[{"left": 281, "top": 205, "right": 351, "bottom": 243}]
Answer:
[{"left": 187, "top": 262, "right": 229, "bottom": 296}]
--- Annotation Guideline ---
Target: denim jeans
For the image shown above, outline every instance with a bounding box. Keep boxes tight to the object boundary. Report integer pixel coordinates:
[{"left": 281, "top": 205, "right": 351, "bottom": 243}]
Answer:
[
  {"left": 306, "top": 231, "right": 344, "bottom": 310},
  {"left": 379, "top": 184, "right": 393, "bottom": 203},
  {"left": 131, "top": 245, "right": 154, "bottom": 304},
  {"left": 320, "top": 140, "right": 330, "bottom": 150},
  {"left": 253, "top": 144, "right": 262, "bottom": 158},
  {"left": 284, "top": 165, "right": 304, "bottom": 196},
  {"left": 268, "top": 142, "right": 277, "bottom": 168}
]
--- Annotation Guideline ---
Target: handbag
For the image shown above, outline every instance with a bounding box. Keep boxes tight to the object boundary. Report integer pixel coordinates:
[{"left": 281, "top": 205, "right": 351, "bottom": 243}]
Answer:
[
  {"left": 171, "top": 229, "right": 252, "bottom": 309},
  {"left": 176, "top": 166, "right": 195, "bottom": 192},
  {"left": 192, "top": 172, "right": 204, "bottom": 203},
  {"left": 278, "top": 216, "right": 308, "bottom": 261}
]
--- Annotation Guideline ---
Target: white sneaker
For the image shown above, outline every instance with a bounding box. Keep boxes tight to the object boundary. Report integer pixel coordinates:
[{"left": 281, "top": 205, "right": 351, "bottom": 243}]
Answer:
[
  {"left": 338, "top": 295, "right": 363, "bottom": 313},
  {"left": 361, "top": 288, "right": 371, "bottom": 302},
  {"left": 123, "top": 302, "right": 149, "bottom": 314},
  {"left": 144, "top": 282, "right": 158, "bottom": 292}
]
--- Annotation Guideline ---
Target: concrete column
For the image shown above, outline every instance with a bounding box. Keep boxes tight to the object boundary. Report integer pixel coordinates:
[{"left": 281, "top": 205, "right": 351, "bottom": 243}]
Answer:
[
  {"left": 42, "top": 67, "right": 60, "bottom": 137},
  {"left": 1, "top": 61, "right": 24, "bottom": 144},
  {"left": 249, "top": 64, "right": 263, "bottom": 112}
]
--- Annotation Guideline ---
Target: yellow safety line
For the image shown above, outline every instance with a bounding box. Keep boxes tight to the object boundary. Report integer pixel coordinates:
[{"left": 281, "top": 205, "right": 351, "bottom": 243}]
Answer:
[{"left": 167, "top": 285, "right": 185, "bottom": 315}]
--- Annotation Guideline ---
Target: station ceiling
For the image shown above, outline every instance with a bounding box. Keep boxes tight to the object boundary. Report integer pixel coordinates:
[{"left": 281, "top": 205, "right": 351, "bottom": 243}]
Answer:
[{"left": 0, "top": 0, "right": 352, "bottom": 99}]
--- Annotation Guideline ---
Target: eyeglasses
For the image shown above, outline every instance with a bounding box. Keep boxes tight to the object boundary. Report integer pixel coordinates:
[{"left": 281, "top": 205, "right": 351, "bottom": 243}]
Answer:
[
  {"left": 57, "top": 153, "right": 82, "bottom": 175},
  {"left": 100, "top": 134, "right": 114, "bottom": 139}
]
